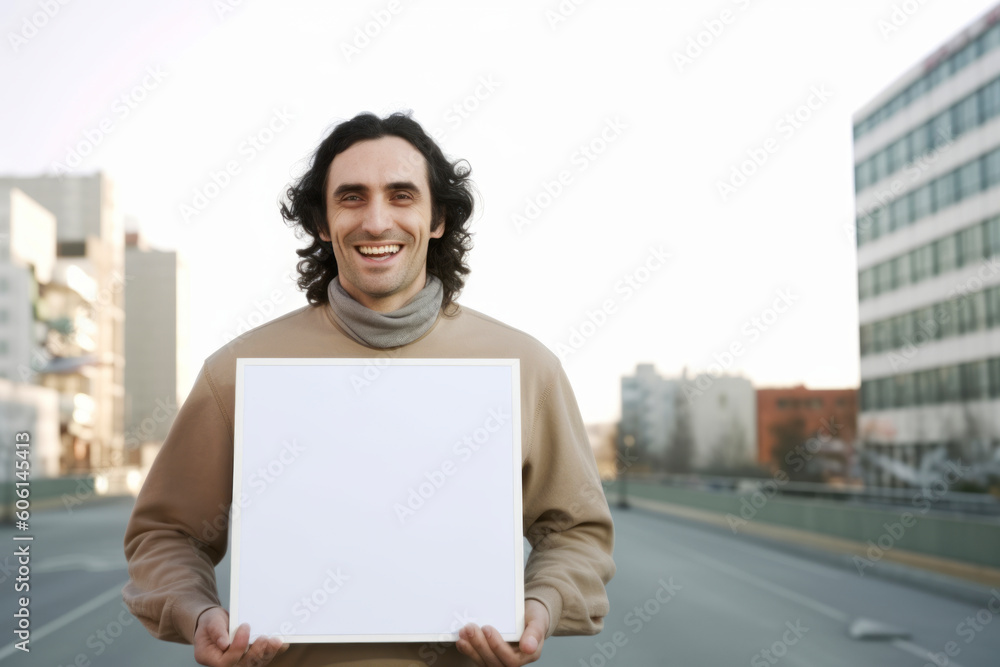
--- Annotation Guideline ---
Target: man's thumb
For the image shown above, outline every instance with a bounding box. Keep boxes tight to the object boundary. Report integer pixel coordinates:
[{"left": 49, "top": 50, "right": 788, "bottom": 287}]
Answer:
[
  {"left": 520, "top": 623, "right": 544, "bottom": 654},
  {"left": 208, "top": 614, "right": 231, "bottom": 650}
]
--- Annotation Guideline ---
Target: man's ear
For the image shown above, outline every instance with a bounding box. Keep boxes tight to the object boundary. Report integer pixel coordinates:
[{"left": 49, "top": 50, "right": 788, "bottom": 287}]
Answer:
[{"left": 430, "top": 215, "right": 446, "bottom": 239}]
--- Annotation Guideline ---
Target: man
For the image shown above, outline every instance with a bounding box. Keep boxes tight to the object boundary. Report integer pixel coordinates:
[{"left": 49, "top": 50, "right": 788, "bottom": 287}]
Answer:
[{"left": 123, "top": 111, "right": 615, "bottom": 667}]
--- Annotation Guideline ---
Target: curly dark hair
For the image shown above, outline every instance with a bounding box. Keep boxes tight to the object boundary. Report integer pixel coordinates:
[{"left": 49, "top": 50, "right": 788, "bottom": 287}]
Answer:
[{"left": 280, "top": 111, "right": 475, "bottom": 312}]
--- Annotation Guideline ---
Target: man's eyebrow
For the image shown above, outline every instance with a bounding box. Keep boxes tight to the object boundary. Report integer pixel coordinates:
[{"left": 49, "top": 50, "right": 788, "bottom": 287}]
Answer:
[
  {"left": 385, "top": 181, "right": 422, "bottom": 192},
  {"left": 331, "top": 183, "right": 369, "bottom": 198},
  {"left": 330, "top": 181, "right": 424, "bottom": 198}
]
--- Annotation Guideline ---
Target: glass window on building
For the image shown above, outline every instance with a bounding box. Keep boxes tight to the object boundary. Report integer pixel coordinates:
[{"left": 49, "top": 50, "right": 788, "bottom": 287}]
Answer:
[
  {"left": 879, "top": 376, "right": 895, "bottom": 409},
  {"left": 983, "top": 78, "right": 1000, "bottom": 122},
  {"left": 935, "top": 235, "right": 958, "bottom": 274},
  {"left": 876, "top": 261, "right": 894, "bottom": 295},
  {"left": 877, "top": 205, "right": 893, "bottom": 238},
  {"left": 873, "top": 150, "right": 889, "bottom": 182},
  {"left": 953, "top": 39, "right": 980, "bottom": 72},
  {"left": 890, "top": 196, "right": 912, "bottom": 230},
  {"left": 916, "top": 305, "right": 940, "bottom": 340},
  {"left": 958, "top": 224, "right": 984, "bottom": 266},
  {"left": 934, "top": 171, "right": 957, "bottom": 210},
  {"left": 984, "top": 23, "right": 1000, "bottom": 51},
  {"left": 985, "top": 216, "right": 1000, "bottom": 256},
  {"left": 899, "top": 311, "right": 916, "bottom": 346},
  {"left": 889, "top": 137, "right": 909, "bottom": 172},
  {"left": 916, "top": 369, "right": 938, "bottom": 404},
  {"left": 957, "top": 159, "right": 983, "bottom": 200},
  {"left": 988, "top": 358, "right": 1000, "bottom": 398},
  {"left": 859, "top": 268, "right": 875, "bottom": 300},
  {"left": 932, "top": 108, "right": 954, "bottom": 145},
  {"left": 910, "top": 123, "right": 930, "bottom": 159},
  {"left": 889, "top": 314, "right": 903, "bottom": 348},
  {"left": 985, "top": 149, "right": 1000, "bottom": 189},
  {"left": 872, "top": 381, "right": 882, "bottom": 410},
  {"left": 856, "top": 212, "right": 872, "bottom": 245},
  {"left": 985, "top": 285, "right": 1000, "bottom": 328},
  {"left": 888, "top": 93, "right": 905, "bottom": 117},
  {"left": 929, "top": 59, "right": 952, "bottom": 89},
  {"left": 860, "top": 324, "right": 874, "bottom": 356},
  {"left": 960, "top": 360, "right": 988, "bottom": 400},
  {"left": 954, "top": 94, "right": 980, "bottom": 136},
  {"left": 912, "top": 184, "right": 933, "bottom": 220},
  {"left": 894, "top": 253, "right": 912, "bottom": 288},
  {"left": 855, "top": 161, "right": 870, "bottom": 191},
  {"left": 937, "top": 299, "right": 959, "bottom": 339},
  {"left": 939, "top": 365, "right": 961, "bottom": 402},
  {"left": 895, "top": 374, "right": 914, "bottom": 407},
  {"left": 875, "top": 319, "right": 893, "bottom": 352},
  {"left": 956, "top": 291, "right": 985, "bottom": 334},
  {"left": 912, "top": 245, "right": 934, "bottom": 281}
]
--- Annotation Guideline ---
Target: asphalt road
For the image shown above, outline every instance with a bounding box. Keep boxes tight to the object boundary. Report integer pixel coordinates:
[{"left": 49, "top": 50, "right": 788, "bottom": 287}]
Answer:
[{"left": 1, "top": 496, "right": 997, "bottom": 666}]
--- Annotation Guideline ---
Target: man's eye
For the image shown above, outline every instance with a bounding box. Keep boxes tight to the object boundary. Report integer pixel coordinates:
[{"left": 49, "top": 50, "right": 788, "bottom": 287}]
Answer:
[
  {"left": 392, "top": 192, "right": 413, "bottom": 200},
  {"left": 342, "top": 195, "right": 361, "bottom": 201}
]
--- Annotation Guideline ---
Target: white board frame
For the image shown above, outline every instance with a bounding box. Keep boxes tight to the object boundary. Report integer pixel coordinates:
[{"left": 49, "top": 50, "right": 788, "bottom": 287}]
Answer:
[{"left": 229, "top": 358, "right": 524, "bottom": 644}]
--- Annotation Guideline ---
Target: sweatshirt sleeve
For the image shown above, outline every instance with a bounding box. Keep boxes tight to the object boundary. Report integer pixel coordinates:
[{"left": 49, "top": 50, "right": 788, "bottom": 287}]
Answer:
[
  {"left": 122, "top": 362, "right": 234, "bottom": 644},
  {"left": 521, "top": 364, "right": 616, "bottom": 638}
]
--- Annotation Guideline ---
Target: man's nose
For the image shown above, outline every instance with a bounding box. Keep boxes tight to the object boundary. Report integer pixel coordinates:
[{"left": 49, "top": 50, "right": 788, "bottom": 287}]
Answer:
[{"left": 361, "top": 198, "right": 394, "bottom": 236}]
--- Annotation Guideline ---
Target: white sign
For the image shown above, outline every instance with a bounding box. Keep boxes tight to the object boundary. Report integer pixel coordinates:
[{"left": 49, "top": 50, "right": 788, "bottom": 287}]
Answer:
[{"left": 230, "top": 358, "right": 524, "bottom": 643}]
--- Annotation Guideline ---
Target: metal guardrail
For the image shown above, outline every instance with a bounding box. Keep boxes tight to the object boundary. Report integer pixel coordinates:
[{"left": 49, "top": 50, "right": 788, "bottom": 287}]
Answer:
[{"left": 618, "top": 472, "right": 1000, "bottom": 518}]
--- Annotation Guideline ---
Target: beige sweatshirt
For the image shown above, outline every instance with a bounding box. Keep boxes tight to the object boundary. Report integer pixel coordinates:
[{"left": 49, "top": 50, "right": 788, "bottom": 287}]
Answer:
[{"left": 122, "top": 302, "right": 616, "bottom": 666}]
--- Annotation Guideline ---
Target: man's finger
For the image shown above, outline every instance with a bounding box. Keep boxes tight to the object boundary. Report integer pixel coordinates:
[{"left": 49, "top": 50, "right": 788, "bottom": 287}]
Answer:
[
  {"left": 519, "top": 617, "right": 546, "bottom": 655},
  {"left": 241, "top": 635, "right": 281, "bottom": 666},
  {"left": 457, "top": 624, "right": 490, "bottom": 667},
  {"left": 482, "top": 625, "right": 522, "bottom": 666},
  {"left": 224, "top": 623, "right": 251, "bottom": 661}
]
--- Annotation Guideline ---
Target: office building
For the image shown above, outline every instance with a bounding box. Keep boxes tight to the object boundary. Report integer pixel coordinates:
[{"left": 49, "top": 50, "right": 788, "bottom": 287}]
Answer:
[
  {"left": 620, "top": 364, "right": 756, "bottom": 471},
  {"left": 854, "top": 7, "right": 1000, "bottom": 487},
  {"left": 0, "top": 173, "right": 126, "bottom": 472},
  {"left": 124, "top": 229, "right": 191, "bottom": 455}
]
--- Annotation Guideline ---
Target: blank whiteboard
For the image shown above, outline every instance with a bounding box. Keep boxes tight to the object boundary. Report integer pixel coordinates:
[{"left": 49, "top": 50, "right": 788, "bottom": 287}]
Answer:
[{"left": 229, "top": 358, "right": 524, "bottom": 643}]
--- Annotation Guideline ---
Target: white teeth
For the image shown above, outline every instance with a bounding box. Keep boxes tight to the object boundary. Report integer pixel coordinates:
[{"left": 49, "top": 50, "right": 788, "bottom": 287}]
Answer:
[{"left": 358, "top": 245, "right": 400, "bottom": 255}]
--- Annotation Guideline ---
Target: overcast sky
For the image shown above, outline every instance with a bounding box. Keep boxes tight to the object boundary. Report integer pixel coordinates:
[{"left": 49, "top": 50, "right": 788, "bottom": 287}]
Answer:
[{"left": 3, "top": 0, "right": 999, "bottom": 424}]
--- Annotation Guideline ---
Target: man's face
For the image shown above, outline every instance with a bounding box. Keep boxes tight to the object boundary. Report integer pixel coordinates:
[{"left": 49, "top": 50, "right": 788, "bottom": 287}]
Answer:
[{"left": 320, "top": 136, "right": 444, "bottom": 313}]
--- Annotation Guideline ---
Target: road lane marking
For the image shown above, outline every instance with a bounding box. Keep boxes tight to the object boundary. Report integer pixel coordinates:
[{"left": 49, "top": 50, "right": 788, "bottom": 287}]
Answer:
[
  {"left": 666, "top": 541, "right": 851, "bottom": 622},
  {"left": 0, "top": 580, "right": 127, "bottom": 661},
  {"left": 35, "top": 553, "right": 127, "bottom": 573},
  {"left": 665, "top": 541, "right": 968, "bottom": 666},
  {"left": 892, "top": 638, "right": 966, "bottom": 667}
]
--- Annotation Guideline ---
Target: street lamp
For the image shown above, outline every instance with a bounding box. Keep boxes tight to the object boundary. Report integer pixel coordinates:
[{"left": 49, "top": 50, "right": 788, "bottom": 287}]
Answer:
[{"left": 617, "top": 434, "right": 635, "bottom": 509}]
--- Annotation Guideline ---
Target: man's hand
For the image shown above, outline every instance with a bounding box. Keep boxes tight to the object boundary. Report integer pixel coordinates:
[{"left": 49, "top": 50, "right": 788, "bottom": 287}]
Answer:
[
  {"left": 456, "top": 599, "right": 549, "bottom": 666},
  {"left": 193, "top": 607, "right": 289, "bottom": 667}
]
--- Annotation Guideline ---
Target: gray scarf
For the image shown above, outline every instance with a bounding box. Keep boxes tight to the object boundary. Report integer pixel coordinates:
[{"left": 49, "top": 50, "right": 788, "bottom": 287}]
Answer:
[{"left": 327, "top": 275, "right": 443, "bottom": 348}]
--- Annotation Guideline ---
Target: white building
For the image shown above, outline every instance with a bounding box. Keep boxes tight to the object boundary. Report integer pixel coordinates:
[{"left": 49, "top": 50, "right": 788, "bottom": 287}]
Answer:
[
  {"left": 685, "top": 373, "right": 756, "bottom": 469},
  {"left": 620, "top": 364, "right": 756, "bottom": 470},
  {"left": 0, "top": 379, "right": 60, "bottom": 478},
  {"left": 620, "top": 363, "right": 678, "bottom": 464},
  {"left": 0, "top": 173, "right": 126, "bottom": 472},
  {"left": 854, "top": 7, "right": 1000, "bottom": 487},
  {"left": 0, "top": 188, "right": 61, "bottom": 478},
  {"left": 124, "top": 229, "right": 191, "bottom": 452},
  {"left": 0, "top": 188, "right": 55, "bottom": 383}
]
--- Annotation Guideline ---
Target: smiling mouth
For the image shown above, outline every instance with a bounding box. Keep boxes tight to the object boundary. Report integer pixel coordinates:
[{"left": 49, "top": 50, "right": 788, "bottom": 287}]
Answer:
[{"left": 357, "top": 244, "right": 401, "bottom": 260}]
